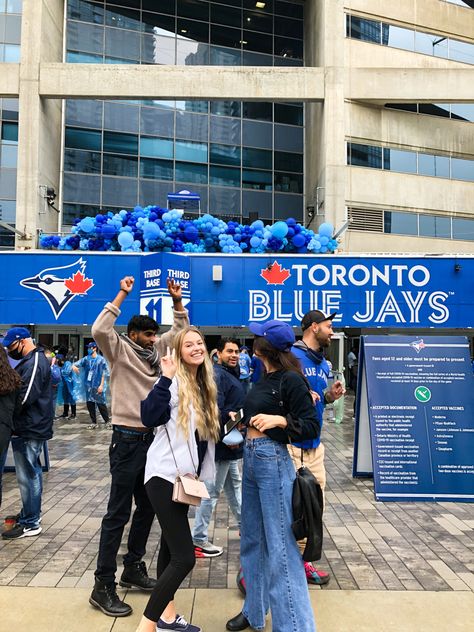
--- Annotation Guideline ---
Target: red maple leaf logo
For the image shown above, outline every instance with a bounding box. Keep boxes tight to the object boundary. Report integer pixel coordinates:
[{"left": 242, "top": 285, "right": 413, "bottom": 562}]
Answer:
[
  {"left": 260, "top": 261, "right": 291, "bottom": 285},
  {"left": 64, "top": 271, "right": 94, "bottom": 295}
]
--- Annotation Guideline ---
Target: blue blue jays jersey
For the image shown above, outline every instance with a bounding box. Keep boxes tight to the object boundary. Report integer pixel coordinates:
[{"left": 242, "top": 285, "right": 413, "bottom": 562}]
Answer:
[{"left": 291, "top": 345, "right": 330, "bottom": 449}]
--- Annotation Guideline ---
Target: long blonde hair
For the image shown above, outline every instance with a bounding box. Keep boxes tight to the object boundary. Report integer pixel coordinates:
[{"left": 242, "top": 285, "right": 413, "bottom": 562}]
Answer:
[{"left": 174, "top": 327, "right": 220, "bottom": 442}]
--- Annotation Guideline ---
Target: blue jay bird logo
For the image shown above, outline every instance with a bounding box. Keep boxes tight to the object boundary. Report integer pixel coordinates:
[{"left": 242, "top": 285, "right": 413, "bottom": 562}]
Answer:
[
  {"left": 20, "top": 258, "right": 94, "bottom": 320},
  {"left": 409, "top": 339, "right": 426, "bottom": 353}
]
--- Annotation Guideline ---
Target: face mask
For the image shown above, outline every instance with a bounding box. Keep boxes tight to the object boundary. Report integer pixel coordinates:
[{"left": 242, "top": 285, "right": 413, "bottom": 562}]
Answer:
[
  {"left": 8, "top": 343, "right": 24, "bottom": 361},
  {"left": 87, "top": 348, "right": 95, "bottom": 356}
]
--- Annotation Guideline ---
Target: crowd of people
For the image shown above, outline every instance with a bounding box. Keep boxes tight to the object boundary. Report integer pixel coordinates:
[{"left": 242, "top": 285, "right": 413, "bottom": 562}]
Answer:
[{"left": 0, "top": 274, "right": 348, "bottom": 632}]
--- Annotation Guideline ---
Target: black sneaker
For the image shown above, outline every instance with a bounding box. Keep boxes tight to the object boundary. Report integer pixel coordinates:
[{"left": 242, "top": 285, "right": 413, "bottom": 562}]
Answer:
[
  {"left": 119, "top": 561, "right": 156, "bottom": 591},
  {"left": 89, "top": 580, "right": 132, "bottom": 617},
  {"left": 157, "top": 614, "right": 202, "bottom": 631},
  {"left": 2, "top": 524, "right": 42, "bottom": 539}
]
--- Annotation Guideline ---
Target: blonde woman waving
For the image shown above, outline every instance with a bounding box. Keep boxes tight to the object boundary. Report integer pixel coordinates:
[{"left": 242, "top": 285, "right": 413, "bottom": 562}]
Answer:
[{"left": 137, "top": 327, "right": 220, "bottom": 632}]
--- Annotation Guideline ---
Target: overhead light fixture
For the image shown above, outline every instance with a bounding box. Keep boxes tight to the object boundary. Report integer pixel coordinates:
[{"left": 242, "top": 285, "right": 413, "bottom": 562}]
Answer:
[
  {"left": 256, "top": 1, "right": 266, "bottom": 8},
  {"left": 240, "top": 40, "right": 248, "bottom": 45},
  {"left": 180, "top": 29, "right": 187, "bottom": 33}
]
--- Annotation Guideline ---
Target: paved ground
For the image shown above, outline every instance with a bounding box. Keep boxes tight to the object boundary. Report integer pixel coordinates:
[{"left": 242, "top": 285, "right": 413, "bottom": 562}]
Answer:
[{"left": 1, "top": 395, "right": 473, "bottom": 594}]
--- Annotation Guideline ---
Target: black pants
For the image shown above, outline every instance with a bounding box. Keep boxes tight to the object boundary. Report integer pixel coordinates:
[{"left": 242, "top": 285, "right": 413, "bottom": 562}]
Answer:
[
  {"left": 63, "top": 403, "right": 76, "bottom": 417},
  {"left": 87, "top": 400, "right": 109, "bottom": 424},
  {"left": 0, "top": 423, "right": 12, "bottom": 508},
  {"left": 144, "top": 477, "right": 195, "bottom": 622},
  {"left": 95, "top": 429, "right": 155, "bottom": 583}
]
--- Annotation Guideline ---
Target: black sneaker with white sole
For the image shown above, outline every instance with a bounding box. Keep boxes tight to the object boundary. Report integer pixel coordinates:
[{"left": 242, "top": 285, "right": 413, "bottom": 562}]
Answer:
[
  {"left": 157, "top": 614, "right": 201, "bottom": 631},
  {"left": 2, "top": 524, "right": 42, "bottom": 539}
]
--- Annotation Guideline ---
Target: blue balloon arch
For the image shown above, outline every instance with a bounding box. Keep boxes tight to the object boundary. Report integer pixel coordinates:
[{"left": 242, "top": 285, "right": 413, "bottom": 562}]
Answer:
[{"left": 40, "top": 206, "right": 338, "bottom": 255}]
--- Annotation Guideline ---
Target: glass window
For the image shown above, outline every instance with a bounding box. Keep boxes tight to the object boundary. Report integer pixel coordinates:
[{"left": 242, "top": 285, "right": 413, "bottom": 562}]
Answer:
[
  {"left": 243, "top": 147, "right": 272, "bottom": 170},
  {"left": 243, "top": 50, "right": 273, "bottom": 66},
  {"left": 210, "top": 45, "right": 242, "bottom": 65},
  {"left": 209, "top": 186, "right": 241, "bottom": 215},
  {"left": 142, "top": 0, "right": 175, "bottom": 15},
  {"left": 178, "top": 18, "right": 209, "bottom": 44},
  {"left": 64, "top": 148, "right": 101, "bottom": 173},
  {"left": 242, "top": 189, "right": 272, "bottom": 217},
  {"left": 3, "top": 44, "right": 20, "bottom": 62},
  {"left": 175, "top": 100, "right": 208, "bottom": 113},
  {"left": 178, "top": 0, "right": 210, "bottom": 21},
  {"left": 105, "top": 27, "right": 140, "bottom": 60},
  {"left": 175, "top": 161, "right": 208, "bottom": 184},
  {"left": 175, "top": 139, "right": 208, "bottom": 163},
  {"left": 103, "top": 131, "right": 138, "bottom": 155},
  {"left": 102, "top": 176, "right": 138, "bottom": 207},
  {"left": 384, "top": 24, "right": 414, "bottom": 50},
  {"left": 274, "top": 103, "right": 303, "bottom": 126},
  {"left": 348, "top": 143, "right": 382, "bottom": 169},
  {"left": 210, "top": 24, "right": 241, "bottom": 49},
  {"left": 176, "top": 112, "right": 208, "bottom": 142},
  {"left": 275, "top": 1, "right": 303, "bottom": 19},
  {"left": 383, "top": 148, "right": 417, "bottom": 174},
  {"left": 452, "top": 218, "right": 474, "bottom": 241},
  {"left": 419, "top": 215, "right": 451, "bottom": 238},
  {"left": 415, "top": 31, "right": 448, "bottom": 58},
  {"left": 209, "top": 115, "right": 241, "bottom": 144},
  {"left": 177, "top": 37, "right": 209, "bottom": 64},
  {"left": 67, "top": 51, "right": 103, "bottom": 63},
  {"left": 450, "top": 103, "right": 474, "bottom": 122},
  {"left": 0, "top": 168, "right": 16, "bottom": 198},
  {"left": 210, "top": 165, "right": 240, "bottom": 187},
  {"left": 243, "top": 102, "right": 272, "bottom": 122},
  {"left": 63, "top": 173, "right": 101, "bottom": 204},
  {"left": 384, "top": 211, "right": 418, "bottom": 235},
  {"left": 0, "top": 199, "right": 16, "bottom": 222},
  {"left": 140, "top": 158, "right": 173, "bottom": 180},
  {"left": 242, "top": 120, "right": 273, "bottom": 149},
  {"left": 68, "top": 0, "right": 105, "bottom": 24},
  {"left": 274, "top": 171, "right": 303, "bottom": 194},
  {"left": 4, "top": 15, "right": 21, "bottom": 44},
  {"left": 451, "top": 157, "right": 474, "bottom": 181},
  {"left": 244, "top": 31, "right": 273, "bottom": 55},
  {"left": 243, "top": 10, "right": 273, "bottom": 34},
  {"left": 211, "top": 4, "right": 242, "bottom": 28},
  {"left": 67, "top": 21, "right": 104, "bottom": 54},
  {"left": 63, "top": 203, "right": 101, "bottom": 225},
  {"left": 143, "top": 34, "right": 176, "bottom": 65},
  {"left": 210, "top": 143, "right": 241, "bottom": 167},
  {"left": 142, "top": 11, "right": 175, "bottom": 36},
  {"left": 274, "top": 124, "right": 303, "bottom": 153},
  {"left": 1, "top": 122, "right": 18, "bottom": 142},
  {"left": 104, "top": 103, "right": 139, "bottom": 133},
  {"left": 242, "top": 169, "right": 272, "bottom": 190},
  {"left": 105, "top": 6, "right": 141, "bottom": 31},
  {"left": 274, "top": 16, "right": 303, "bottom": 39},
  {"left": 274, "top": 36, "right": 303, "bottom": 59},
  {"left": 0, "top": 142, "right": 17, "bottom": 167},
  {"left": 347, "top": 16, "right": 381, "bottom": 44},
  {"left": 274, "top": 150, "right": 303, "bottom": 172},
  {"left": 140, "top": 136, "right": 174, "bottom": 159},
  {"left": 418, "top": 153, "right": 450, "bottom": 178},
  {"left": 140, "top": 107, "right": 175, "bottom": 137},
  {"left": 6, "top": 0, "right": 23, "bottom": 13},
  {"left": 65, "top": 127, "right": 101, "bottom": 151},
  {"left": 449, "top": 38, "right": 474, "bottom": 64},
  {"left": 103, "top": 154, "right": 138, "bottom": 177},
  {"left": 274, "top": 193, "right": 304, "bottom": 220},
  {"left": 139, "top": 179, "right": 173, "bottom": 207},
  {"left": 66, "top": 100, "right": 103, "bottom": 129},
  {"left": 211, "top": 101, "right": 241, "bottom": 118}
]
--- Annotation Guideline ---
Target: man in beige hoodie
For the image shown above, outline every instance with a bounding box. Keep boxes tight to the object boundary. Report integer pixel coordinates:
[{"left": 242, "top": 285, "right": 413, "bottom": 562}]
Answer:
[{"left": 89, "top": 275, "right": 189, "bottom": 618}]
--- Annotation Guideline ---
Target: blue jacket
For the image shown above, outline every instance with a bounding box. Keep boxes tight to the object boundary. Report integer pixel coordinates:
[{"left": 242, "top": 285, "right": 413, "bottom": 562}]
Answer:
[
  {"left": 214, "top": 363, "right": 246, "bottom": 461},
  {"left": 13, "top": 348, "right": 54, "bottom": 441},
  {"left": 291, "top": 341, "right": 330, "bottom": 449}
]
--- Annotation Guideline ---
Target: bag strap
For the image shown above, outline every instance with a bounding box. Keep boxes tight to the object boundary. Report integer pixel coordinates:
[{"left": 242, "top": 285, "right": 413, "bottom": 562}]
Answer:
[
  {"left": 164, "top": 426, "right": 198, "bottom": 477},
  {"left": 277, "top": 375, "right": 304, "bottom": 467}
]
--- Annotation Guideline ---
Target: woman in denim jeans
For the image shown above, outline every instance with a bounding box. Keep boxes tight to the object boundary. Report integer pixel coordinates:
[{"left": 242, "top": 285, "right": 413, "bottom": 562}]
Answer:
[{"left": 226, "top": 320, "right": 320, "bottom": 632}]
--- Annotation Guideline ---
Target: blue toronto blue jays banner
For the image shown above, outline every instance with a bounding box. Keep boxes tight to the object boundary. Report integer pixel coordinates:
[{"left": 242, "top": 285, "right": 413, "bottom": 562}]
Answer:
[
  {"left": 353, "top": 335, "right": 474, "bottom": 502},
  {"left": 183, "top": 255, "right": 474, "bottom": 328},
  {"left": 0, "top": 252, "right": 142, "bottom": 325},
  {"left": 0, "top": 253, "right": 473, "bottom": 328}
]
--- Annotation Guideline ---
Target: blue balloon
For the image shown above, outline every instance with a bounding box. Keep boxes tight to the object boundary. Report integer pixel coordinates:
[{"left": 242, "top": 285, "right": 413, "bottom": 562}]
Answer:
[
  {"left": 78, "top": 217, "right": 95, "bottom": 233},
  {"left": 250, "top": 236, "right": 261, "bottom": 248},
  {"left": 271, "top": 221, "right": 289, "bottom": 239},
  {"left": 320, "top": 235, "right": 329, "bottom": 246},
  {"left": 118, "top": 232, "right": 133, "bottom": 249},
  {"left": 292, "top": 233, "right": 306, "bottom": 248},
  {"left": 318, "top": 222, "right": 334, "bottom": 238}
]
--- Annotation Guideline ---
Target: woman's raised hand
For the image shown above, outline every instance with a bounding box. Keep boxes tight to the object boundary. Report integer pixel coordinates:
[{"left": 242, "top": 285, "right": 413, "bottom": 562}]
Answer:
[
  {"left": 161, "top": 346, "right": 177, "bottom": 380},
  {"left": 250, "top": 413, "right": 287, "bottom": 432}
]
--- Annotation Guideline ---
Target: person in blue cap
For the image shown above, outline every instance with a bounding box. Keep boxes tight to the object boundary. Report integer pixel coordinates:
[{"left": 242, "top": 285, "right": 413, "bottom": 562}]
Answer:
[
  {"left": 1, "top": 327, "right": 54, "bottom": 540},
  {"left": 73, "top": 342, "right": 110, "bottom": 429},
  {"left": 226, "top": 319, "right": 319, "bottom": 632}
]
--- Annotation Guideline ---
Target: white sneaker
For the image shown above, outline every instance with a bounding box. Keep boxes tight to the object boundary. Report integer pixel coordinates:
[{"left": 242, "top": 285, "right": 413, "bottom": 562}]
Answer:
[
  {"left": 87, "top": 423, "right": 97, "bottom": 430},
  {"left": 193, "top": 541, "right": 224, "bottom": 558}
]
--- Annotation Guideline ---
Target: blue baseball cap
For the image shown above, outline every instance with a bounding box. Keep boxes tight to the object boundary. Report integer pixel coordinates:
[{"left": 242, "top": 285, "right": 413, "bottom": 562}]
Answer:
[
  {"left": 87, "top": 341, "right": 98, "bottom": 348},
  {"left": 249, "top": 320, "right": 295, "bottom": 352},
  {"left": 2, "top": 327, "right": 31, "bottom": 348}
]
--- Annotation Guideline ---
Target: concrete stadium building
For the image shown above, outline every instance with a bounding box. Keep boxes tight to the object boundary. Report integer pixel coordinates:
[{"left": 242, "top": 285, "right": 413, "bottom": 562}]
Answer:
[{"left": 0, "top": 0, "right": 473, "bottom": 254}]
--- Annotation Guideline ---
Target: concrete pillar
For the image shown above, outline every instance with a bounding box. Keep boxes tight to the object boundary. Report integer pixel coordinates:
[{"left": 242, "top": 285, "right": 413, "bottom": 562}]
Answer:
[
  {"left": 305, "top": 0, "right": 347, "bottom": 234},
  {"left": 15, "top": 0, "right": 64, "bottom": 249}
]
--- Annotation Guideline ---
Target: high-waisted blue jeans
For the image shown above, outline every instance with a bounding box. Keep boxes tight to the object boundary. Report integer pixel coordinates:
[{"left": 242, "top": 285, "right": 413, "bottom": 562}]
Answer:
[{"left": 240, "top": 437, "right": 316, "bottom": 632}]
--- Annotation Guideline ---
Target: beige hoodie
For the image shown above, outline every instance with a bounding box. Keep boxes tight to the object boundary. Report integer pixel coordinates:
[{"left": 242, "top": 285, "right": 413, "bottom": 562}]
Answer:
[{"left": 91, "top": 302, "right": 189, "bottom": 429}]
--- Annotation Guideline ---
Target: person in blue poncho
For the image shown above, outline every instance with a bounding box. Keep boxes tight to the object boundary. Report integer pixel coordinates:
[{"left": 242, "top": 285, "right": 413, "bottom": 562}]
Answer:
[
  {"left": 56, "top": 354, "right": 77, "bottom": 420},
  {"left": 73, "top": 342, "right": 110, "bottom": 429}
]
